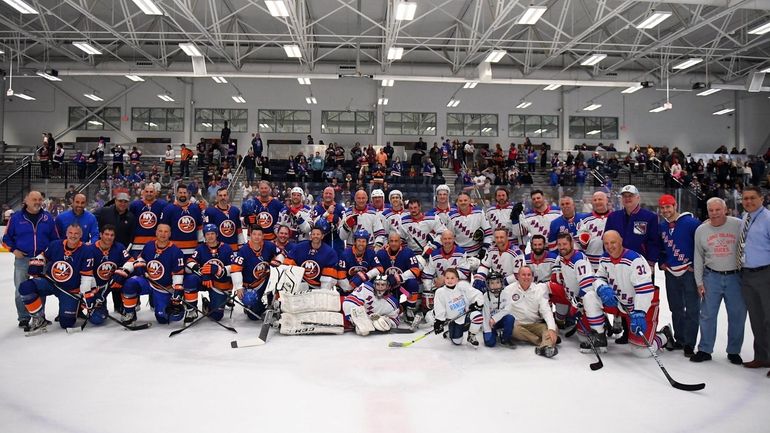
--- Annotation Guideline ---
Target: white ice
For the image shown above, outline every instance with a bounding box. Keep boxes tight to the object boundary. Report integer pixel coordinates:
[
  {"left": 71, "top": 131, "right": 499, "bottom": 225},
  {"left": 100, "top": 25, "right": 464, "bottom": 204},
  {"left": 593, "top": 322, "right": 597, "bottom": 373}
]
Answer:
[{"left": 0, "top": 253, "right": 767, "bottom": 433}]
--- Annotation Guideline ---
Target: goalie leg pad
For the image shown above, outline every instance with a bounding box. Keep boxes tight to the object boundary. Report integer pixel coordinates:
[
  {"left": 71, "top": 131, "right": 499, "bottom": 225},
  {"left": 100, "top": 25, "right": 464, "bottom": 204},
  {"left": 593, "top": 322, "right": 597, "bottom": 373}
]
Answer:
[
  {"left": 279, "top": 312, "right": 344, "bottom": 335},
  {"left": 275, "top": 265, "right": 308, "bottom": 295},
  {"left": 280, "top": 289, "right": 341, "bottom": 313}
]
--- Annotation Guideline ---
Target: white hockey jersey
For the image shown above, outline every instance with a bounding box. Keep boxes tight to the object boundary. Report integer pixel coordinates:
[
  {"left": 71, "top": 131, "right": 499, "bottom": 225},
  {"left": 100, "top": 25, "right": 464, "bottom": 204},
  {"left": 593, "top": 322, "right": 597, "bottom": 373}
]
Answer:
[
  {"left": 422, "top": 244, "right": 471, "bottom": 292},
  {"left": 430, "top": 205, "right": 453, "bottom": 228},
  {"left": 553, "top": 251, "right": 596, "bottom": 302},
  {"left": 447, "top": 206, "right": 492, "bottom": 257},
  {"left": 524, "top": 251, "right": 559, "bottom": 283},
  {"left": 433, "top": 280, "right": 484, "bottom": 321},
  {"left": 341, "top": 283, "right": 400, "bottom": 328},
  {"left": 486, "top": 203, "right": 524, "bottom": 248},
  {"left": 398, "top": 212, "right": 447, "bottom": 252},
  {"left": 381, "top": 207, "right": 407, "bottom": 237},
  {"left": 576, "top": 211, "right": 610, "bottom": 270},
  {"left": 593, "top": 249, "right": 657, "bottom": 314},
  {"left": 482, "top": 285, "right": 515, "bottom": 333},
  {"left": 503, "top": 281, "right": 557, "bottom": 330},
  {"left": 277, "top": 205, "right": 313, "bottom": 242},
  {"left": 339, "top": 207, "right": 386, "bottom": 247},
  {"left": 521, "top": 205, "right": 562, "bottom": 245},
  {"left": 474, "top": 241, "right": 525, "bottom": 284}
]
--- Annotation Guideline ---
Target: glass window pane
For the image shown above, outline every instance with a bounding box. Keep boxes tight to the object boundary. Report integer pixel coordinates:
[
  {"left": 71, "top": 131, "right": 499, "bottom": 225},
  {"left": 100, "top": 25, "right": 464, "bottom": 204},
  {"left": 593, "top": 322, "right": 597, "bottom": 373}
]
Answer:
[
  {"left": 149, "top": 108, "right": 167, "bottom": 131},
  {"left": 339, "top": 111, "right": 355, "bottom": 134},
  {"left": 384, "top": 112, "right": 402, "bottom": 135},
  {"left": 168, "top": 109, "right": 185, "bottom": 132},
  {"left": 402, "top": 113, "right": 418, "bottom": 135},
  {"left": 569, "top": 116, "right": 585, "bottom": 139},
  {"left": 447, "top": 114, "right": 463, "bottom": 137},
  {"left": 466, "top": 114, "right": 481, "bottom": 136},
  {"left": 524, "top": 115, "right": 541, "bottom": 138},
  {"left": 585, "top": 117, "right": 601, "bottom": 138},
  {"left": 230, "top": 109, "right": 248, "bottom": 132},
  {"left": 294, "top": 110, "right": 311, "bottom": 133},
  {"left": 132, "top": 108, "right": 150, "bottom": 131},
  {"left": 419, "top": 113, "right": 437, "bottom": 136},
  {"left": 195, "top": 108, "right": 212, "bottom": 132},
  {"left": 480, "top": 114, "right": 497, "bottom": 137},
  {"left": 601, "top": 117, "right": 618, "bottom": 139},
  {"left": 258, "top": 110, "right": 274, "bottom": 133},
  {"left": 542, "top": 116, "right": 559, "bottom": 138}
]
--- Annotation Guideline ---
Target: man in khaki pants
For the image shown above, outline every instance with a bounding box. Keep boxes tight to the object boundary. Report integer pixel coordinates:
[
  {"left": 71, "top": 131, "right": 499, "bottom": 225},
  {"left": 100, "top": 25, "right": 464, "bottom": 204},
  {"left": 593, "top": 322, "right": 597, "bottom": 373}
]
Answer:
[{"left": 508, "top": 266, "right": 560, "bottom": 358}]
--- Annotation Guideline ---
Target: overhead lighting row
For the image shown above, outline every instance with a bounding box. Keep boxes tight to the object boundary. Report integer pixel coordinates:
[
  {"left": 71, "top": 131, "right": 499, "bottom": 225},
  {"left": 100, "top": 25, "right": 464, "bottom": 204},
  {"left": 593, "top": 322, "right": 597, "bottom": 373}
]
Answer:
[
  {"left": 446, "top": 99, "right": 460, "bottom": 107},
  {"left": 84, "top": 93, "right": 103, "bottom": 102},
  {"left": 157, "top": 94, "right": 175, "bottom": 102},
  {"left": 212, "top": 76, "right": 228, "bottom": 84},
  {"left": 713, "top": 108, "right": 734, "bottom": 115}
]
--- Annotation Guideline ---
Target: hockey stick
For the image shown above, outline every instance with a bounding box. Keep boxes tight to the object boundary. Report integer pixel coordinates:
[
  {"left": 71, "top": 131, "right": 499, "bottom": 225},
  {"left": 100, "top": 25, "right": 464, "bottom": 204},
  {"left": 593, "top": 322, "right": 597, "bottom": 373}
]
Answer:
[
  {"left": 39, "top": 275, "right": 90, "bottom": 334},
  {"left": 388, "top": 310, "right": 466, "bottom": 348},
  {"left": 147, "top": 279, "right": 238, "bottom": 335},
  {"left": 169, "top": 296, "right": 235, "bottom": 337},
  {"left": 230, "top": 308, "right": 275, "bottom": 349},
  {"left": 576, "top": 315, "right": 604, "bottom": 371},
  {"left": 105, "top": 312, "right": 152, "bottom": 330}
]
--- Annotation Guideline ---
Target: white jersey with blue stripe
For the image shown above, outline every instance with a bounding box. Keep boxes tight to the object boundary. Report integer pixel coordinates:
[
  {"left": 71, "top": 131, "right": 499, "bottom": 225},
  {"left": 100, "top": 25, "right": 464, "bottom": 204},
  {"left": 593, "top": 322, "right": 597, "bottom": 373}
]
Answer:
[
  {"left": 593, "top": 249, "right": 656, "bottom": 313},
  {"left": 447, "top": 206, "right": 492, "bottom": 257},
  {"left": 576, "top": 211, "right": 610, "bottom": 271},
  {"left": 553, "top": 251, "right": 596, "bottom": 301},
  {"left": 422, "top": 245, "right": 470, "bottom": 292},
  {"left": 341, "top": 283, "right": 400, "bottom": 327}
]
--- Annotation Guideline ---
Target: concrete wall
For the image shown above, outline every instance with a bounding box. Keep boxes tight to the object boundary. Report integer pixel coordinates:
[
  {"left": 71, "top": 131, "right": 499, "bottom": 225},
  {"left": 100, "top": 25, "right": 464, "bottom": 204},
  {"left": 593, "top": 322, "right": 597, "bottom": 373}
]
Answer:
[{"left": 2, "top": 74, "right": 769, "bottom": 158}]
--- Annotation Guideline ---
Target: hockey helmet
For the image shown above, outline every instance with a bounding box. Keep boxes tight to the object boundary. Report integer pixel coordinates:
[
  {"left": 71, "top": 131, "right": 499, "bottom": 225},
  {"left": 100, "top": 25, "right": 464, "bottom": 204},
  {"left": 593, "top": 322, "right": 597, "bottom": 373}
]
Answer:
[
  {"left": 242, "top": 289, "right": 258, "bottom": 307},
  {"left": 203, "top": 223, "right": 218, "bottom": 235},
  {"left": 435, "top": 184, "right": 450, "bottom": 195},
  {"left": 371, "top": 189, "right": 385, "bottom": 199},
  {"left": 372, "top": 275, "right": 390, "bottom": 298},
  {"left": 389, "top": 189, "right": 402, "bottom": 199},
  {"left": 487, "top": 272, "right": 504, "bottom": 295},
  {"left": 312, "top": 219, "right": 331, "bottom": 235},
  {"left": 291, "top": 187, "right": 305, "bottom": 197},
  {"left": 353, "top": 229, "right": 371, "bottom": 241},
  {"left": 241, "top": 198, "right": 256, "bottom": 215}
]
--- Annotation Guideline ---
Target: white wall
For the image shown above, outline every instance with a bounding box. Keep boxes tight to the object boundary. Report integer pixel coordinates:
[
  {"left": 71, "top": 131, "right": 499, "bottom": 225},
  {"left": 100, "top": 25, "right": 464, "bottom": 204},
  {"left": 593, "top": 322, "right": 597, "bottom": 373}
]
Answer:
[{"left": 2, "top": 75, "right": 768, "bottom": 157}]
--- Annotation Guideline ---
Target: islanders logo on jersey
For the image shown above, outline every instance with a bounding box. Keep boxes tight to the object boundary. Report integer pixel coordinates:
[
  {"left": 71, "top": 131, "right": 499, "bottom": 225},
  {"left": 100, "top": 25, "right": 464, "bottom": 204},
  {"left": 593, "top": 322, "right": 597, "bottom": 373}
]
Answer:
[
  {"left": 384, "top": 266, "right": 403, "bottom": 278},
  {"left": 96, "top": 261, "right": 117, "bottom": 281},
  {"left": 302, "top": 260, "right": 321, "bottom": 279},
  {"left": 139, "top": 211, "right": 158, "bottom": 230},
  {"left": 146, "top": 260, "right": 165, "bottom": 281},
  {"left": 206, "top": 258, "right": 226, "bottom": 278},
  {"left": 257, "top": 212, "right": 273, "bottom": 229},
  {"left": 253, "top": 261, "right": 269, "bottom": 280},
  {"left": 51, "top": 261, "right": 74, "bottom": 283},
  {"left": 219, "top": 220, "right": 237, "bottom": 238},
  {"left": 348, "top": 265, "right": 367, "bottom": 276},
  {"left": 178, "top": 216, "right": 196, "bottom": 234}
]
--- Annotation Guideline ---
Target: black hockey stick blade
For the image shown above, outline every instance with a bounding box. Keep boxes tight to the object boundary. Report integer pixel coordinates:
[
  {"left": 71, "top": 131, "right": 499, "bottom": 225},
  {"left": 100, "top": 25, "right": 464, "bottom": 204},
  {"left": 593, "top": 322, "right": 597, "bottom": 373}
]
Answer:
[
  {"left": 590, "top": 359, "right": 604, "bottom": 371},
  {"left": 640, "top": 331, "right": 705, "bottom": 391},
  {"left": 106, "top": 314, "right": 152, "bottom": 331},
  {"left": 231, "top": 310, "right": 274, "bottom": 349}
]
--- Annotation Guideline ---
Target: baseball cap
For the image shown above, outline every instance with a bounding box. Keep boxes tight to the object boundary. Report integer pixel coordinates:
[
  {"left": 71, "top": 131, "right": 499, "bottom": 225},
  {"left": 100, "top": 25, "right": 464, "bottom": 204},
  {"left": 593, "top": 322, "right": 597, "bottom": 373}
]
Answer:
[
  {"left": 620, "top": 185, "right": 639, "bottom": 195},
  {"left": 658, "top": 194, "right": 676, "bottom": 207},
  {"left": 115, "top": 192, "right": 130, "bottom": 201}
]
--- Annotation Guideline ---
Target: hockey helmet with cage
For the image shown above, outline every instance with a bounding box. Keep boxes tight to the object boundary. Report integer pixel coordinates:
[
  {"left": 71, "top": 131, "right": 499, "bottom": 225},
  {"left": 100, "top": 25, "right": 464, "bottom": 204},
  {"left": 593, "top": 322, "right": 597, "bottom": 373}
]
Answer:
[
  {"left": 372, "top": 275, "right": 391, "bottom": 298},
  {"left": 487, "top": 272, "right": 504, "bottom": 295}
]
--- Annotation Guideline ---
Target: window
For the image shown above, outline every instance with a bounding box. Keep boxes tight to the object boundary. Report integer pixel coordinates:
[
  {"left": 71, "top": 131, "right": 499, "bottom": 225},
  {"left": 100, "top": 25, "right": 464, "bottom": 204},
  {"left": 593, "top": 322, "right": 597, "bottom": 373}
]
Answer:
[
  {"left": 508, "top": 115, "right": 559, "bottom": 138},
  {"left": 68, "top": 107, "right": 121, "bottom": 130},
  {"left": 321, "top": 111, "right": 375, "bottom": 135},
  {"left": 195, "top": 108, "right": 248, "bottom": 132},
  {"left": 132, "top": 107, "right": 184, "bottom": 132},
  {"left": 384, "top": 112, "right": 437, "bottom": 136},
  {"left": 257, "top": 110, "right": 311, "bottom": 134},
  {"left": 446, "top": 113, "right": 498, "bottom": 137},
  {"left": 569, "top": 116, "right": 618, "bottom": 139}
]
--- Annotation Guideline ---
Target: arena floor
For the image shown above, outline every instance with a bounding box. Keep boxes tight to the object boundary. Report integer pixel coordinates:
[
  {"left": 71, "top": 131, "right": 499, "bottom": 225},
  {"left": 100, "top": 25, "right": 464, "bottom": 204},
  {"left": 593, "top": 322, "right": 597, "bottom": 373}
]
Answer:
[{"left": 0, "top": 253, "right": 767, "bottom": 433}]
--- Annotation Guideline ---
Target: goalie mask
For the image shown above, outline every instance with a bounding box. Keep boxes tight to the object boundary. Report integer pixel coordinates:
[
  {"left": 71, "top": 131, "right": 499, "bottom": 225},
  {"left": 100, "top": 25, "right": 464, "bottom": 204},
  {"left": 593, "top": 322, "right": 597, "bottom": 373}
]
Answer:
[
  {"left": 487, "top": 272, "right": 504, "bottom": 295},
  {"left": 372, "top": 275, "right": 390, "bottom": 298}
]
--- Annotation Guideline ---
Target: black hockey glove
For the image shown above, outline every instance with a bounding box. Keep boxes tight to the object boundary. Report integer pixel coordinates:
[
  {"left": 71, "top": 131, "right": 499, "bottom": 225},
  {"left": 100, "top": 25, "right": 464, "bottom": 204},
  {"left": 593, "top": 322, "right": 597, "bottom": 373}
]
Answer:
[
  {"left": 433, "top": 319, "right": 446, "bottom": 335},
  {"left": 510, "top": 202, "right": 524, "bottom": 223}
]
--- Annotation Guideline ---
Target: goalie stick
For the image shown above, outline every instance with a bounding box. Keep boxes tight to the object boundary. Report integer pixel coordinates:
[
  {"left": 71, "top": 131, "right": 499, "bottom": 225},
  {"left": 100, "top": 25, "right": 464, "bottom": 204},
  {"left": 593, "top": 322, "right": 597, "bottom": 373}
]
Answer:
[{"left": 230, "top": 306, "right": 277, "bottom": 349}]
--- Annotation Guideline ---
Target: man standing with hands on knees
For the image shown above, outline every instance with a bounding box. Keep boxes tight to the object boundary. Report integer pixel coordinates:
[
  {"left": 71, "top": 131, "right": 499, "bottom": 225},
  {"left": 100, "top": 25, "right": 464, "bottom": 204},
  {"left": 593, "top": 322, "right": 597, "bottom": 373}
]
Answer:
[
  {"left": 737, "top": 186, "right": 770, "bottom": 376},
  {"left": 692, "top": 197, "right": 746, "bottom": 364}
]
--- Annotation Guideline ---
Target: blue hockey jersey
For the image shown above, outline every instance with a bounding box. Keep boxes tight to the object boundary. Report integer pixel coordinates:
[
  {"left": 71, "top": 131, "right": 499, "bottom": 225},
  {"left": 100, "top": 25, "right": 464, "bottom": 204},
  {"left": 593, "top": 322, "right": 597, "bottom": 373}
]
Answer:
[
  {"left": 310, "top": 202, "right": 345, "bottom": 254},
  {"left": 547, "top": 212, "right": 590, "bottom": 249},
  {"left": 373, "top": 246, "right": 421, "bottom": 281},
  {"left": 160, "top": 202, "right": 203, "bottom": 257},
  {"left": 245, "top": 197, "right": 284, "bottom": 241},
  {"left": 337, "top": 246, "right": 377, "bottom": 291},
  {"left": 90, "top": 241, "right": 130, "bottom": 286},
  {"left": 204, "top": 204, "right": 243, "bottom": 251},
  {"left": 234, "top": 241, "right": 280, "bottom": 290},
  {"left": 659, "top": 212, "right": 700, "bottom": 276},
  {"left": 129, "top": 198, "right": 168, "bottom": 255},
  {"left": 189, "top": 241, "right": 237, "bottom": 290},
  {"left": 41, "top": 240, "right": 94, "bottom": 292},
  {"left": 284, "top": 241, "right": 339, "bottom": 290},
  {"left": 605, "top": 206, "right": 660, "bottom": 263},
  {"left": 138, "top": 241, "right": 185, "bottom": 289}
]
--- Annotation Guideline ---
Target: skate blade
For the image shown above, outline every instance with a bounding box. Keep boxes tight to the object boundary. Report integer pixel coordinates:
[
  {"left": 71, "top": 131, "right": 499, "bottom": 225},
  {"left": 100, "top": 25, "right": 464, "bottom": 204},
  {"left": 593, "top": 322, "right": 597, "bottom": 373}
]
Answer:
[{"left": 25, "top": 328, "right": 48, "bottom": 337}]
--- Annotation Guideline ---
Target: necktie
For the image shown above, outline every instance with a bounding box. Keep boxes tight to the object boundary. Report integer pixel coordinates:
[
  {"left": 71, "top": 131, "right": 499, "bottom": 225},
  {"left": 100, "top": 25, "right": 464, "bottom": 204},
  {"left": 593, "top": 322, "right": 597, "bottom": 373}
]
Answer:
[{"left": 737, "top": 213, "right": 752, "bottom": 269}]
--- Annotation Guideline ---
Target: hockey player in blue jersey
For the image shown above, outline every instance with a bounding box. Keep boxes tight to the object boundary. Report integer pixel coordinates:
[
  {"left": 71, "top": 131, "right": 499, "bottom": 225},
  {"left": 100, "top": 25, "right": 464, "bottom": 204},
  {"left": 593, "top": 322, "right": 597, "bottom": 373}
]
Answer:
[
  {"left": 182, "top": 224, "right": 242, "bottom": 323},
  {"left": 337, "top": 229, "right": 379, "bottom": 293},
  {"left": 160, "top": 184, "right": 203, "bottom": 258},
  {"left": 283, "top": 221, "right": 339, "bottom": 291},
  {"left": 129, "top": 184, "right": 167, "bottom": 257},
  {"left": 204, "top": 187, "right": 244, "bottom": 251},
  {"left": 547, "top": 196, "right": 589, "bottom": 250},
  {"left": 310, "top": 186, "right": 345, "bottom": 255},
  {"left": 372, "top": 232, "right": 422, "bottom": 322},
  {"left": 20, "top": 223, "right": 95, "bottom": 334},
  {"left": 86, "top": 224, "right": 130, "bottom": 325},
  {"left": 116, "top": 223, "right": 185, "bottom": 324},
  {"left": 233, "top": 226, "right": 280, "bottom": 320},
  {"left": 242, "top": 181, "right": 284, "bottom": 242}
]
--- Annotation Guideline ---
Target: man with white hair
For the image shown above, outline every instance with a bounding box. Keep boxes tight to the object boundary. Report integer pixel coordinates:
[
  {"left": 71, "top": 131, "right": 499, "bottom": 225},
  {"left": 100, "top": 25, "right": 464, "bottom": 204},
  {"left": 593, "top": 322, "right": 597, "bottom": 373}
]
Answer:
[
  {"left": 381, "top": 190, "right": 406, "bottom": 236},
  {"left": 277, "top": 187, "right": 313, "bottom": 242},
  {"left": 430, "top": 184, "right": 453, "bottom": 227},
  {"left": 576, "top": 191, "right": 611, "bottom": 271},
  {"left": 339, "top": 189, "right": 386, "bottom": 249},
  {"left": 447, "top": 192, "right": 492, "bottom": 259}
]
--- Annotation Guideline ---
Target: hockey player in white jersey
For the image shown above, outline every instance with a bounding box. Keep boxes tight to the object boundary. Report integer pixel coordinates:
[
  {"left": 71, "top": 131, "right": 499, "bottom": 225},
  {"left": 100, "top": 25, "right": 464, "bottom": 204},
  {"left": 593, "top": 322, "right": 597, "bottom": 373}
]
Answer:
[
  {"left": 576, "top": 191, "right": 611, "bottom": 271},
  {"left": 486, "top": 188, "right": 525, "bottom": 249},
  {"left": 381, "top": 190, "right": 406, "bottom": 236},
  {"left": 370, "top": 189, "right": 388, "bottom": 215},
  {"left": 520, "top": 189, "right": 561, "bottom": 248},
  {"left": 474, "top": 228, "right": 525, "bottom": 291},
  {"left": 342, "top": 275, "right": 400, "bottom": 336},
  {"left": 421, "top": 230, "right": 471, "bottom": 315},
  {"left": 505, "top": 266, "right": 559, "bottom": 358},
  {"left": 399, "top": 198, "right": 447, "bottom": 255},
  {"left": 433, "top": 268, "right": 485, "bottom": 346},
  {"left": 592, "top": 230, "right": 673, "bottom": 356},
  {"left": 524, "top": 235, "right": 558, "bottom": 284},
  {"left": 276, "top": 187, "right": 313, "bottom": 242},
  {"left": 447, "top": 193, "right": 492, "bottom": 259},
  {"left": 481, "top": 272, "right": 516, "bottom": 348},
  {"left": 339, "top": 189, "right": 386, "bottom": 249},
  {"left": 430, "top": 184, "right": 453, "bottom": 227}
]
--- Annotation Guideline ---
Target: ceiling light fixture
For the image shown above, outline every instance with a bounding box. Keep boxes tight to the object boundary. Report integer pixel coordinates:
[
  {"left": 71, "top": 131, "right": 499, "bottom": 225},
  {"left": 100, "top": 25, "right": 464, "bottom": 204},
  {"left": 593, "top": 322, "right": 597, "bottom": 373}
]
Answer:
[
  {"left": 696, "top": 88, "right": 721, "bottom": 96},
  {"left": 649, "top": 105, "right": 669, "bottom": 113},
  {"left": 484, "top": 50, "right": 506, "bottom": 63},
  {"left": 283, "top": 44, "right": 302, "bottom": 58},
  {"left": 83, "top": 93, "right": 103, "bottom": 102},
  {"left": 517, "top": 6, "right": 547, "bottom": 25},
  {"left": 583, "top": 103, "right": 602, "bottom": 111},
  {"left": 713, "top": 108, "right": 734, "bottom": 115},
  {"left": 446, "top": 99, "right": 460, "bottom": 107},
  {"left": 636, "top": 11, "right": 672, "bottom": 29},
  {"left": 2, "top": 0, "right": 37, "bottom": 14},
  {"left": 131, "top": 0, "right": 163, "bottom": 15},
  {"left": 748, "top": 21, "right": 770, "bottom": 35},
  {"left": 387, "top": 47, "right": 404, "bottom": 60},
  {"left": 14, "top": 92, "right": 35, "bottom": 100},
  {"left": 381, "top": 79, "right": 394, "bottom": 87},
  {"left": 36, "top": 71, "right": 61, "bottom": 82},
  {"left": 760, "top": 66, "right": 770, "bottom": 73},
  {"left": 72, "top": 41, "right": 102, "bottom": 55},
  {"left": 157, "top": 94, "right": 175, "bottom": 102},
  {"left": 124, "top": 74, "right": 144, "bottom": 82},
  {"left": 232, "top": 95, "right": 246, "bottom": 103},
  {"left": 543, "top": 84, "right": 561, "bottom": 90},
  {"left": 297, "top": 77, "right": 311, "bottom": 85},
  {"left": 378, "top": 97, "right": 389, "bottom": 105},
  {"left": 581, "top": 53, "right": 607, "bottom": 66},
  {"left": 306, "top": 96, "right": 317, "bottom": 104},
  {"left": 395, "top": 1, "right": 417, "bottom": 21},
  {"left": 516, "top": 101, "right": 532, "bottom": 109},
  {"left": 212, "top": 76, "right": 228, "bottom": 83},
  {"left": 179, "top": 43, "right": 203, "bottom": 57},
  {"left": 463, "top": 81, "right": 478, "bottom": 89},
  {"left": 265, "top": 0, "right": 289, "bottom": 17},
  {"left": 621, "top": 85, "right": 643, "bottom": 94},
  {"left": 672, "top": 58, "right": 703, "bottom": 70}
]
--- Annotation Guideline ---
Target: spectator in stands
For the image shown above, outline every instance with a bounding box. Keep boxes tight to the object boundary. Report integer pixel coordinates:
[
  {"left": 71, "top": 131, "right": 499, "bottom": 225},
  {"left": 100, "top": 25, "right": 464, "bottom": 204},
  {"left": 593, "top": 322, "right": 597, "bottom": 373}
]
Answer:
[
  {"left": 127, "top": 146, "right": 141, "bottom": 174},
  {"left": 527, "top": 148, "right": 537, "bottom": 172},
  {"left": 163, "top": 144, "right": 174, "bottom": 177},
  {"left": 384, "top": 141, "right": 394, "bottom": 164},
  {"left": 73, "top": 150, "right": 87, "bottom": 180},
  {"left": 196, "top": 138, "right": 206, "bottom": 168},
  {"left": 226, "top": 140, "right": 237, "bottom": 165},
  {"left": 212, "top": 145, "right": 222, "bottom": 167},
  {"left": 750, "top": 157, "right": 765, "bottom": 186},
  {"left": 86, "top": 149, "right": 98, "bottom": 176},
  {"left": 390, "top": 156, "right": 402, "bottom": 182},
  {"left": 335, "top": 143, "right": 346, "bottom": 165},
  {"left": 540, "top": 143, "right": 549, "bottom": 170},
  {"left": 422, "top": 159, "right": 435, "bottom": 185},
  {"left": 606, "top": 142, "right": 616, "bottom": 151},
  {"left": 452, "top": 141, "right": 463, "bottom": 173},
  {"left": 38, "top": 143, "right": 50, "bottom": 179},
  {"left": 350, "top": 142, "right": 363, "bottom": 162},
  {"left": 307, "top": 135, "right": 314, "bottom": 145},
  {"left": 243, "top": 149, "right": 257, "bottom": 184},
  {"left": 464, "top": 141, "right": 475, "bottom": 166},
  {"left": 2, "top": 204, "right": 12, "bottom": 224},
  {"left": 63, "top": 185, "right": 76, "bottom": 204},
  {"left": 297, "top": 155, "right": 309, "bottom": 185},
  {"left": 310, "top": 151, "right": 324, "bottom": 182},
  {"left": 715, "top": 145, "right": 728, "bottom": 154},
  {"left": 251, "top": 133, "right": 264, "bottom": 158},
  {"left": 377, "top": 148, "right": 388, "bottom": 168},
  {"left": 430, "top": 142, "right": 441, "bottom": 167},
  {"left": 519, "top": 170, "right": 533, "bottom": 185},
  {"left": 51, "top": 143, "right": 65, "bottom": 176},
  {"left": 111, "top": 143, "right": 125, "bottom": 175},
  {"left": 220, "top": 121, "right": 231, "bottom": 146},
  {"left": 180, "top": 143, "right": 193, "bottom": 178}
]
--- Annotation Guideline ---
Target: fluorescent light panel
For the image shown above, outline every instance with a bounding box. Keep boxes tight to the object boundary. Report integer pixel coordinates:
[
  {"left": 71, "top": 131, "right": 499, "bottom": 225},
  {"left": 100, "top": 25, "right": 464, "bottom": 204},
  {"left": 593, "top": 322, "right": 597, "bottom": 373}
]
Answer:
[
  {"left": 131, "top": 0, "right": 163, "bottom": 15},
  {"left": 761, "top": 66, "right": 770, "bottom": 73},
  {"left": 283, "top": 44, "right": 301, "bottom": 58},
  {"left": 88, "top": 120, "right": 103, "bottom": 126},
  {"left": 378, "top": 97, "right": 389, "bottom": 105},
  {"left": 381, "top": 79, "right": 394, "bottom": 87},
  {"left": 484, "top": 50, "right": 506, "bottom": 63},
  {"left": 305, "top": 96, "right": 317, "bottom": 104},
  {"left": 157, "top": 94, "right": 174, "bottom": 102},
  {"left": 621, "top": 85, "right": 643, "bottom": 94},
  {"left": 672, "top": 58, "right": 703, "bottom": 70},
  {"left": 636, "top": 11, "right": 672, "bottom": 29},
  {"left": 15, "top": 93, "right": 35, "bottom": 100},
  {"left": 395, "top": 1, "right": 417, "bottom": 21},
  {"left": 297, "top": 77, "right": 311, "bottom": 85},
  {"left": 232, "top": 95, "right": 246, "bottom": 103},
  {"left": 586, "top": 129, "right": 601, "bottom": 135},
  {"left": 696, "top": 88, "right": 721, "bottom": 96},
  {"left": 72, "top": 41, "right": 102, "bottom": 55},
  {"left": 36, "top": 71, "right": 61, "bottom": 82},
  {"left": 516, "top": 101, "right": 532, "bottom": 109},
  {"left": 543, "top": 84, "right": 561, "bottom": 90},
  {"left": 649, "top": 106, "right": 669, "bottom": 113},
  {"left": 2, "top": 0, "right": 38, "bottom": 14},
  {"left": 713, "top": 108, "right": 734, "bottom": 115},
  {"left": 212, "top": 76, "right": 227, "bottom": 83},
  {"left": 581, "top": 53, "right": 607, "bottom": 66},
  {"left": 179, "top": 43, "right": 202, "bottom": 57},
  {"left": 517, "top": 6, "right": 547, "bottom": 25},
  {"left": 124, "top": 74, "right": 144, "bottom": 82},
  {"left": 463, "top": 81, "right": 478, "bottom": 89},
  {"left": 583, "top": 103, "right": 602, "bottom": 111},
  {"left": 446, "top": 99, "right": 460, "bottom": 107},
  {"left": 265, "top": 0, "right": 289, "bottom": 17},
  {"left": 83, "top": 93, "right": 103, "bottom": 102},
  {"left": 387, "top": 47, "right": 404, "bottom": 60},
  {"left": 748, "top": 21, "right": 770, "bottom": 35}
]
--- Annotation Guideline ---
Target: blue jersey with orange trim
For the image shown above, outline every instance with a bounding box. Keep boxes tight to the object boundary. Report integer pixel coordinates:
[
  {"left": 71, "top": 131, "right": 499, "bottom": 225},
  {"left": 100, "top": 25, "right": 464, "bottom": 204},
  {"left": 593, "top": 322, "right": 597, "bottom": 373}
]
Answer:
[
  {"left": 189, "top": 241, "right": 237, "bottom": 289},
  {"left": 90, "top": 241, "right": 129, "bottom": 286},
  {"left": 310, "top": 202, "right": 345, "bottom": 254},
  {"left": 338, "top": 246, "right": 377, "bottom": 281},
  {"left": 284, "top": 240, "right": 338, "bottom": 290},
  {"left": 234, "top": 241, "right": 279, "bottom": 290},
  {"left": 42, "top": 240, "right": 94, "bottom": 291},
  {"left": 246, "top": 197, "right": 283, "bottom": 241},
  {"left": 374, "top": 246, "right": 421, "bottom": 280},
  {"left": 204, "top": 205, "right": 243, "bottom": 250},
  {"left": 160, "top": 202, "right": 203, "bottom": 257},
  {"left": 129, "top": 199, "right": 168, "bottom": 254},
  {"left": 138, "top": 241, "right": 185, "bottom": 288}
]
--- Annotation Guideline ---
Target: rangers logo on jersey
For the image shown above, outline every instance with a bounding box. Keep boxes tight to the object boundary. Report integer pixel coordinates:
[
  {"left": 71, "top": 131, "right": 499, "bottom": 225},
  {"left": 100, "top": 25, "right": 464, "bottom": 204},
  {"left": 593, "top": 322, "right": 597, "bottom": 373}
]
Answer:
[
  {"left": 178, "top": 216, "right": 196, "bottom": 234},
  {"left": 51, "top": 261, "right": 74, "bottom": 283},
  {"left": 139, "top": 211, "right": 158, "bottom": 230},
  {"left": 96, "top": 261, "right": 117, "bottom": 281},
  {"left": 257, "top": 212, "right": 273, "bottom": 229},
  {"left": 303, "top": 260, "right": 321, "bottom": 279},
  {"left": 146, "top": 260, "right": 165, "bottom": 281},
  {"left": 219, "top": 220, "right": 237, "bottom": 238},
  {"left": 633, "top": 221, "right": 647, "bottom": 235}
]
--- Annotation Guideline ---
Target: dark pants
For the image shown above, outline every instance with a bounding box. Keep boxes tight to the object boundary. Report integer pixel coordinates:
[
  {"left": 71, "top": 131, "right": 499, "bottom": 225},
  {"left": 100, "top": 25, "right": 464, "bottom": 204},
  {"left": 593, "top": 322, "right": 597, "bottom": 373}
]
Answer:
[
  {"left": 113, "top": 163, "right": 124, "bottom": 175},
  {"left": 180, "top": 160, "right": 190, "bottom": 177},
  {"left": 741, "top": 267, "right": 770, "bottom": 361},
  {"left": 665, "top": 270, "right": 700, "bottom": 347}
]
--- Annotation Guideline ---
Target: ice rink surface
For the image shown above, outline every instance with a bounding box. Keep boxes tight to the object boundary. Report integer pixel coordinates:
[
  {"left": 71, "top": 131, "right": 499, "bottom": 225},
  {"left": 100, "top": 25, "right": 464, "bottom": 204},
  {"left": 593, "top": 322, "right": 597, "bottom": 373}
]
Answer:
[{"left": 0, "top": 253, "right": 767, "bottom": 433}]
